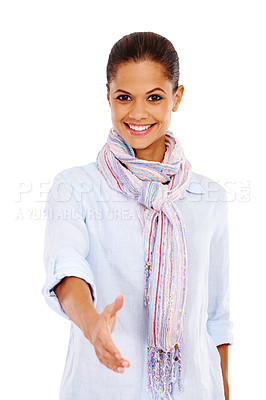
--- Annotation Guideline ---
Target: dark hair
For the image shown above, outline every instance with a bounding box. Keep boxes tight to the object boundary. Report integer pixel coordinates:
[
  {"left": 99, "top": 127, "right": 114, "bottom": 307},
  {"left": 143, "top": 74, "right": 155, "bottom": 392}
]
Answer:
[{"left": 106, "top": 32, "right": 180, "bottom": 93}]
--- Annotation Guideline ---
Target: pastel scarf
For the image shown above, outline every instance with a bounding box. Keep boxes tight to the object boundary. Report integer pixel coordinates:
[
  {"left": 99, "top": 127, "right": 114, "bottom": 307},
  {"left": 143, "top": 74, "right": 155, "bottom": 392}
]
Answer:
[{"left": 96, "top": 127, "right": 192, "bottom": 399}]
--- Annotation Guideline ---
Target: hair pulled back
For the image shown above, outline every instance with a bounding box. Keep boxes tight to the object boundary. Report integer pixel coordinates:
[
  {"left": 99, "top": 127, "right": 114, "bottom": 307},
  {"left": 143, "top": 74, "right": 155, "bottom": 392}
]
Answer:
[{"left": 106, "top": 32, "right": 180, "bottom": 93}]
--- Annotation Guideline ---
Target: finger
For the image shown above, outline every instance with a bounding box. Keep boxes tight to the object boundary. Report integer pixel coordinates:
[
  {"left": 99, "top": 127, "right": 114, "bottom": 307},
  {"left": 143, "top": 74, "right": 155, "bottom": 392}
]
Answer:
[
  {"left": 95, "top": 346, "right": 117, "bottom": 368},
  {"left": 95, "top": 347, "right": 128, "bottom": 372},
  {"left": 102, "top": 346, "right": 130, "bottom": 368},
  {"left": 97, "top": 347, "right": 128, "bottom": 369},
  {"left": 98, "top": 330, "right": 130, "bottom": 367},
  {"left": 109, "top": 294, "right": 124, "bottom": 318},
  {"left": 103, "top": 295, "right": 123, "bottom": 319},
  {"left": 97, "top": 327, "right": 122, "bottom": 360}
]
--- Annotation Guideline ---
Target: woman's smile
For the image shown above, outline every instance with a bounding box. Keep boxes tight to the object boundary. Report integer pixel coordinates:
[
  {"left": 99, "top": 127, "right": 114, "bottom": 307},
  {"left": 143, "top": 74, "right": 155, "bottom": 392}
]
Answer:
[{"left": 124, "top": 122, "right": 157, "bottom": 136}]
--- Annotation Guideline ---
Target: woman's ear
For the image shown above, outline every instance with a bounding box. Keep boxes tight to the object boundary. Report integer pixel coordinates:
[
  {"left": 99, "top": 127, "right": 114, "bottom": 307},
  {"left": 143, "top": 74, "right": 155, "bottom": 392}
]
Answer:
[
  {"left": 172, "top": 85, "right": 184, "bottom": 112},
  {"left": 106, "top": 83, "right": 110, "bottom": 105}
]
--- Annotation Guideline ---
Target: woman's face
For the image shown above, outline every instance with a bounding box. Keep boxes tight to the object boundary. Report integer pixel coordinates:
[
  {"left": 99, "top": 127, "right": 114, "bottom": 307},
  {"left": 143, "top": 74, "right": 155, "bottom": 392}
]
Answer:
[{"left": 107, "top": 60, "right": 184, "bottom": 162}]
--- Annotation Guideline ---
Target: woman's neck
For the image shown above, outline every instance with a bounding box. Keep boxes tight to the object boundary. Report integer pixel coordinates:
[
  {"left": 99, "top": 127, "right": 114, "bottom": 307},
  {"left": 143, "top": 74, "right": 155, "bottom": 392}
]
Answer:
[{"left": 133, "top": 136, "right": 166, "bottom": 163}]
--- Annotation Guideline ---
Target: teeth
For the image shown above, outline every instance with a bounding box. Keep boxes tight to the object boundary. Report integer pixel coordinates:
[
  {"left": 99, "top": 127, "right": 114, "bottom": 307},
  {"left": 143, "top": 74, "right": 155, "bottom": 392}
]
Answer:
[{"left": 128, "top": 124, "right": 153, "bottom": 131}]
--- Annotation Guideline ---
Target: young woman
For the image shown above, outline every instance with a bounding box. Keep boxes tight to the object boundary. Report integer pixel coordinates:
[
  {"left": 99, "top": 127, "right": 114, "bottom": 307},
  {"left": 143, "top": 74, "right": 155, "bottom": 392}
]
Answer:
[{"left": 42, "top": 32, "right": 234, "bottom": 400}]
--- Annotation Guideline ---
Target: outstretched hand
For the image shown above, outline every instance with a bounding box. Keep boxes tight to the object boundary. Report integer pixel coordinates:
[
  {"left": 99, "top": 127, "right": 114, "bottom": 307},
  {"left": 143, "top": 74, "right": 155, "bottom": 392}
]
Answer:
[{"left": 84, "top": 294, "right": 130, "bottom": 373}]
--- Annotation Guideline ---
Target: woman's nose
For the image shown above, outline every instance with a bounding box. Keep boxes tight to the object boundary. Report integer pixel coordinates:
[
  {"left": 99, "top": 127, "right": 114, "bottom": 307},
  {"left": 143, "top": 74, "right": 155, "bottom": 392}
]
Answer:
[{"left": 128, "top": 101, "right": 149, "bottom": 120}]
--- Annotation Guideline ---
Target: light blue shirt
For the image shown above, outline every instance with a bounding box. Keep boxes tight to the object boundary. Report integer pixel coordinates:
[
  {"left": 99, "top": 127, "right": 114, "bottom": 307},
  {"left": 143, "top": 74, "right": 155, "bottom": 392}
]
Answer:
[{"left": 42, "top": 161, "right": 234, "bottom": 400}]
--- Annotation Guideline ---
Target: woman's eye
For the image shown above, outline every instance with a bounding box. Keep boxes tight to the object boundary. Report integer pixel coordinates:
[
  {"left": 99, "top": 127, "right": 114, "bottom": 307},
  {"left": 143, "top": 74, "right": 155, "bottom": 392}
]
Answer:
[
  {"left": 116, "top": 95, "right": 131, "bottom": 101},
  {"left": 148, "top": 94, "right": 163, "bottom": 102}
]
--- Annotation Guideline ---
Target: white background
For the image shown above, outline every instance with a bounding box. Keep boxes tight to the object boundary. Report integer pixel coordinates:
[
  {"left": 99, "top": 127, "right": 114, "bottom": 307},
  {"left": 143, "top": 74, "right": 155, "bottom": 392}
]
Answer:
[{"left": 1, "top": 0, "right": 265, "bottom": 398}]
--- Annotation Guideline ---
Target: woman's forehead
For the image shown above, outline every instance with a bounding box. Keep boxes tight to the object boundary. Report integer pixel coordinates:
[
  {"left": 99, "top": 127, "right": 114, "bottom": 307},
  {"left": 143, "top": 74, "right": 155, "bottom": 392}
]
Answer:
[{"left": 110, "top": 61, "right": 170, "bottom": 90}]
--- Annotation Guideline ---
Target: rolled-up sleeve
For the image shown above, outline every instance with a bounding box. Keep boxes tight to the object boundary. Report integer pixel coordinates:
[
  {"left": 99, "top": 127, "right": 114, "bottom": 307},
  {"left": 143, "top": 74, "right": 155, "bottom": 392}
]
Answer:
[
  {"left": 207, "top": 188, "right": 234, "bottom": 346},
  {"left": 41, "top": 171, "right": 97, "bottom": 320}
]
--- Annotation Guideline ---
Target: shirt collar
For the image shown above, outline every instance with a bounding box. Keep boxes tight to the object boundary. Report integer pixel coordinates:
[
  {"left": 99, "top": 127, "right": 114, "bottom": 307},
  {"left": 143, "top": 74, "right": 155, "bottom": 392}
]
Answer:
[{"left": 179, "top": 173, "right": 205, "bottom": 200}]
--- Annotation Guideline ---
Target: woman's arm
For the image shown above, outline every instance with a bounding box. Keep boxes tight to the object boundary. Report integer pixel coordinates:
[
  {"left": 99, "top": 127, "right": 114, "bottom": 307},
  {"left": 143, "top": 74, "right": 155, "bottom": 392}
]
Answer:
[
  {"left": 217, "top": 343, "right": 229, "bottom": 400},
  {"left": 207, "top": 187, "right": 233, "bottom": 399},
  {"left": 54, "top": 276, "right": 98, "bottom": 332},
  {"left": 54, "top": 276, "right": 130, "bottom": 373},
  {"left": 42, "top": 172, "right": 129, "bottom": 373}
]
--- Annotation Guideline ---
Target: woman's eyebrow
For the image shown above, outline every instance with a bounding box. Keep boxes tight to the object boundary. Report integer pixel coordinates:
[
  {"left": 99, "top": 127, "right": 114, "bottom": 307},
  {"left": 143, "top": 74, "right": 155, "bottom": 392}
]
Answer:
[{"left": 114, "top": 87, "right": 166, "bottom": 95}]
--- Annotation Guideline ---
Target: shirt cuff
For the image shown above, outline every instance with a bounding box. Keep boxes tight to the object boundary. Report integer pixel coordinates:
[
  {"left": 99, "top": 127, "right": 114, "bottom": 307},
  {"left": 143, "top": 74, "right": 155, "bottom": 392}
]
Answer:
[
  {"left": 206, "top": 320, "right": 234, "bottom": 346},
  {"left": 41, "top": 256, "right": 97, "bottom": 320}
]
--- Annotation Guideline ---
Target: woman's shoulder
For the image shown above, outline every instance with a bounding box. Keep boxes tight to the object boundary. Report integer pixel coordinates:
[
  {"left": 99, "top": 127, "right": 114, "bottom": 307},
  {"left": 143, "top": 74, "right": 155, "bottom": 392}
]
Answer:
[
  {"left": 190, "top": 171, "right": 227, "bottom": 202},
  {"left": 48, "top": 162, "right": 106, "bottom": 202},
  {"left": 53, "top": 161, "right": 100, "bottom": 184}
]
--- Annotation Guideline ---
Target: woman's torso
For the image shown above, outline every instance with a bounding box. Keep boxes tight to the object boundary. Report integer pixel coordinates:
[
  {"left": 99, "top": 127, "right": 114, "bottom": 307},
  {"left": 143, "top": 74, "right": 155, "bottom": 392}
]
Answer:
[{"left": 51, "top": 162, "right": 226, "bottom": 400}]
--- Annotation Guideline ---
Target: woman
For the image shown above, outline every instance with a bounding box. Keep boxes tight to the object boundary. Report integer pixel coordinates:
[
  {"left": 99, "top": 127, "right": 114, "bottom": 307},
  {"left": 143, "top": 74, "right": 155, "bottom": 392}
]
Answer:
[{"left": 42, "top": 32, "right": 233, "bottom": 400}]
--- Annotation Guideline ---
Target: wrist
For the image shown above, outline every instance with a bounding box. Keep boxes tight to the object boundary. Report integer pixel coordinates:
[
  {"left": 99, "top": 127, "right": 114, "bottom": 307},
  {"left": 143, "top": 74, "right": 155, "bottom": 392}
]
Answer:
[{"left": 80, "top": 305, "right": 99, "bottom": 342}]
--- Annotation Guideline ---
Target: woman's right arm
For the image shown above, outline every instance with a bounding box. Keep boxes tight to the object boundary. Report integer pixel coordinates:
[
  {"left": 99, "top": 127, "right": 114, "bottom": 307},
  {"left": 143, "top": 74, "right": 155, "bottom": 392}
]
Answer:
[
  {"left": 42, "top": 172, "right": 130, "bottom": 373},
  {"left": 54, "top": 276, "right": 130, "bottom": 374}
]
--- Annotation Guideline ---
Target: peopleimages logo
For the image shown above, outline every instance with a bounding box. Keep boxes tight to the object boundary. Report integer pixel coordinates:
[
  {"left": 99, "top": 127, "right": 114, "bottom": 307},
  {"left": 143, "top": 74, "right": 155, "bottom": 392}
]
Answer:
[{"left": 14, "top": 178, "right": 251, "bottom": 221}]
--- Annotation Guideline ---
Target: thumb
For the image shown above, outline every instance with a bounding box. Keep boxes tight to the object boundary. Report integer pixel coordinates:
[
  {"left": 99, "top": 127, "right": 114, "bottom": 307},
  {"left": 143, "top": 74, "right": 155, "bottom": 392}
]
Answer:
[{"left": 109, "top": 294, "right": 124, "bottom": 318}]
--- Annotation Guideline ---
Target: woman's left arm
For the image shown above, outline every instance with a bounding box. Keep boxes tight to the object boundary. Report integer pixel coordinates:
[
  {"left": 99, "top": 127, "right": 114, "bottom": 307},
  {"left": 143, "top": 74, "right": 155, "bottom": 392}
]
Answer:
[
  {"left": 207, "top": 187, "right": 234, "bottom": 400},
  {"left": 217, "top": 343, "right": 229, "bottom": 400}
]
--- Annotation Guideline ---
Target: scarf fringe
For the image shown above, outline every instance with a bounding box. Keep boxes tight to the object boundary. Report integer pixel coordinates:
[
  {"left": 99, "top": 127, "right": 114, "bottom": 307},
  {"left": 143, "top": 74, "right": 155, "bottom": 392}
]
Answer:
[
  {"left": 144, "top": 252, "right": 185, "bottom": 398},
  {"left": 146, "top": 344, "right": 183, "bottom": 399}
]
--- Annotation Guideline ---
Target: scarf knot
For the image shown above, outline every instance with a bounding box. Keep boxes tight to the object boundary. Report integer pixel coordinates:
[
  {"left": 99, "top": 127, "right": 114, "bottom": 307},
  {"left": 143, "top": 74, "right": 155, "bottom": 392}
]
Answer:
[{"left": 138, "top": 181, "right": 169, "bottom": 212}]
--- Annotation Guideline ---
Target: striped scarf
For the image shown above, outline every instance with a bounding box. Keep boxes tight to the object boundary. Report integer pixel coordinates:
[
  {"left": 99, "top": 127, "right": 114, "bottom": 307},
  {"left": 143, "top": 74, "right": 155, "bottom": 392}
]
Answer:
[{"left": 96, "top": 127, "right": 192, "bottom": 399}]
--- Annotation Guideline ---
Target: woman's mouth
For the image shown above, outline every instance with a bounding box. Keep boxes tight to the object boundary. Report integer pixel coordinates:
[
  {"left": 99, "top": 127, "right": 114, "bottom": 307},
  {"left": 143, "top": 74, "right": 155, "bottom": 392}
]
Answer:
[{"left": 124, "top": 122, "right": 156, "bottom": 136}]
